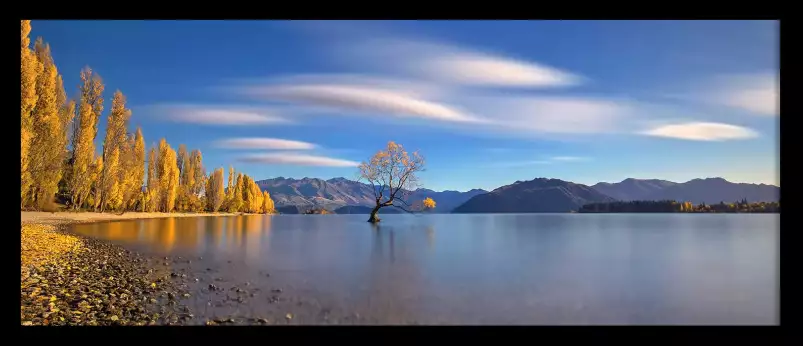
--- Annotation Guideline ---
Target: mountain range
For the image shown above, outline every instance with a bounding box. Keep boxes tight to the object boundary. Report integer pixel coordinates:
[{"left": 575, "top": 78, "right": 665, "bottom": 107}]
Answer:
[
  {"left": 591, "top": 177, "right": 779, "bottom": 204},
  {"left": 256, "top": 177, "right": 487, "bottom": 213},
  {"left": 256, "top": 176, "right": 779, "bottom": 214},
  {"left": 452, "top": 178, "right": 616, "bottom": 213}
]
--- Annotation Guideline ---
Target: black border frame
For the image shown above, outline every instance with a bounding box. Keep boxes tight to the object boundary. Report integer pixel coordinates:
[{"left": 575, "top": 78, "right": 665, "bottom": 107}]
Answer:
[{"left": 10, "top": 15, "right": 788, "bottom": 343}]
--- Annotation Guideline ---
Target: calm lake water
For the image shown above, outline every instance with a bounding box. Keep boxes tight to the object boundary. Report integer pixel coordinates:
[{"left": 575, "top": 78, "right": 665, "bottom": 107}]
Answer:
[{"left": 69, "top": 214, "right": 779, "bottom": 325}]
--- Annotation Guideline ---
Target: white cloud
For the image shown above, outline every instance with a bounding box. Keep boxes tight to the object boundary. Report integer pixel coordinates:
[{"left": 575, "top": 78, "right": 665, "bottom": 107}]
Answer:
[
  {"left": 244, "top": 83, "right": 487, "bottom": 124},
  {"left": 238, "top": 153, "right": 360, "bottom": 167},
  {"left": 162, "top": 105, "right": 288, "bottom": 125},
  {"left": 495, "top": 160, "right": 552, "bottom": 168},
  {"left": 716, "top": 74, "right": 778, "bottom": 116},
  {"left": 641, "top": 122, "right": 759, "bottom": 141},
  {"left": 463, "top": 96, "right": 633, "bottom": 134},
  {"left": 347, "top": 38, "right": 584, "bottom": 88},
  {"left": 214, "top": 138, "right": 316, "bottom": 150},
  {"left": 262, "top": 74, "right": 449, "bottom": 99},
  {"left": 551, "top": 156, "right": 589, "bottom": 162}
]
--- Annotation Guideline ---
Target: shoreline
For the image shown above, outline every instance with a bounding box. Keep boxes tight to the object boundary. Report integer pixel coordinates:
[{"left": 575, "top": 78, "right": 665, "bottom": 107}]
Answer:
[
  {"left": 21, "top": 211, "right": 256, "bottom": 227},
  {"left": 20, "top": 211, "right": 280, "bottom": 326}
]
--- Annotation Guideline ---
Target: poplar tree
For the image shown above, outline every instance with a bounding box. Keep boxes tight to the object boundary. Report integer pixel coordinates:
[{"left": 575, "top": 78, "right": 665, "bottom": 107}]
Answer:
[
  {"left": 146, "top": 147, "right": 159, "bottom": 212},
  {"left": 99, "top": 91, "right": 131, "bottom": 208},
  {"left": 21, "top": 20, "right": 42, "bottom": 206},
  {"left": 157, "top": 139, "right": 179, "bottom": 212},
  {"left": 69, "top": 100, "right": 94, "bottom": 209},
  {"left": 261, "top": 191, "right": 275, "bottom": 214},
  {"left": 206, "top": 167, "right": 225, "bottom": 212},
  {"left": 228, "top": 173, "right": 244, "bottom": 212},
  {"left": 90, "top": 156, "right": 104, "bottom": 211},
  {"left": 28, "top": 38, "right": 66, "bottom": 209},
  {"left": 102, "top": 148, "right": 122, "bottom": 211},
  {"left": 130, "top": 128, "right": 146, "bottom": 210}
]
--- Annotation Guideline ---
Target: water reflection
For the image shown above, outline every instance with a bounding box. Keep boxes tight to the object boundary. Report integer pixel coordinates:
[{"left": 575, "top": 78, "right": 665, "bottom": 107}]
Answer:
[
  {"left": 68, "top": 214, "right": 778, "bottom": 324},
  {"left": 71, "top": 215, "right": 276, "bottom": 262}
]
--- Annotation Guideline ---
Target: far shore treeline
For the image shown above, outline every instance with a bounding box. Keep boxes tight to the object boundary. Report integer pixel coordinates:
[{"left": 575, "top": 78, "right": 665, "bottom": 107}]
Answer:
[
  {"left": 579, "top": 199, "right": 780, "bottom": 213},
  {"left": 20, "top": 20, "right": 275, "bottom": 214}
]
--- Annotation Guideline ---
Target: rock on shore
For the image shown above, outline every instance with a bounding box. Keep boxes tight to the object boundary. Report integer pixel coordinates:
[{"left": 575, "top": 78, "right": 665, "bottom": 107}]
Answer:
[{"left": 21, "top": 224, "right": 193, "bottom": 326}]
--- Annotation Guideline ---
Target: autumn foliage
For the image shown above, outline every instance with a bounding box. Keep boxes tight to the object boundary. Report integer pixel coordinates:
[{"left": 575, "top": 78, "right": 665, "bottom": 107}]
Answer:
[
  {"left": 358, "top": 141, "right": 435, "bottom": 222},
  {"left": 19, "top": 20, "right": 274, "bottom": 214}
]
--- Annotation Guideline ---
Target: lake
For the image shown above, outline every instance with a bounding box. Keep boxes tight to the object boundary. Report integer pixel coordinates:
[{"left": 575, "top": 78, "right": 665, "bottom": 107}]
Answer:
[{"left": 69, "top": 213, "right": 779, "bottom": 325}]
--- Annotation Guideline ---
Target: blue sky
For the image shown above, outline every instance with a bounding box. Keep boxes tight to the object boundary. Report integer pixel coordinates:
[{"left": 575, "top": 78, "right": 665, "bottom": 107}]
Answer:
[{"left": 30, "top": 20, "right": 779, "bottom": 191}]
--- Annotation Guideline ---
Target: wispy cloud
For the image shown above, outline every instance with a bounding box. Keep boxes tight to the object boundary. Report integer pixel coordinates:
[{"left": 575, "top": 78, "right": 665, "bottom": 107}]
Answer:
[
  {"left": 242, "top": 83, "right": 487, "bottom": 124},
  {"left": 345, "top": 38, "right": 584, "bottom": 88},
  {"left": 715, "top": 73, "right": 778, "bottom": 116},
  {"left": 214, "top": 138, "right": 316, "bottom": 150},
  {"left": 494, "top": 160, "right": 552, "bottom": 168},
  {"left": 226, "top": 26, "right": 769, "bottom": 142},
  {"left": 459, "top": 95, "right": 633, "bottom": 135},
  {"left": 493, "top": 155, "right": 590, "bottom": 168},
  {"left": 550, "top": 156, "right": 590, "bottom": 162},
  {"left": 641, "top": 122, "right": 759, "bottom": 141},
  {"left": 654, "top": 73, "right": 779, "bottom": 117},
  {"left": 237, "top": 153, "right": 360, "bottom": 167},
  {"left": 158, "top": 105, "right": 289, "bottom": 126}
]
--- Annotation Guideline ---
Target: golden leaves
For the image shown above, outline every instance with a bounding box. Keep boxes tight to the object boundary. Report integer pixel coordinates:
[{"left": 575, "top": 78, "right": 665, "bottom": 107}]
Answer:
[
  {"left": 157, "top": 139, "right": 180, "bottom": 212},
  {"left": 206, "top": 167, "right": 226, "bottom": 212},
  {"left": 359, "top": 141, "right": 426, "bottom": 203},
  {"left": 21, "top": 224, "right": 83, "bottom": 272},
  {"left": 25, "top": 36, "right": 67, "bottom": 209},
  {"left": 423, "top": 197, "right": 436, "bottom": 209}
]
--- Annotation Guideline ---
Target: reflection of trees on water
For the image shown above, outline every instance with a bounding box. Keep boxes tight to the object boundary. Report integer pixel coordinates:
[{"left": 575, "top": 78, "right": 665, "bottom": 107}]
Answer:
[
  {"left": 426, "top": 226, "right": 435, "bottom": 250},
  {"left": 243, "top": 215, "right": 264, "bottom": 262},
  {"left": 71, "top": 216, "right": 274, "bottom": 259},
  {"left": 365, "top": 222, "right": 439, "bottom": 323}
]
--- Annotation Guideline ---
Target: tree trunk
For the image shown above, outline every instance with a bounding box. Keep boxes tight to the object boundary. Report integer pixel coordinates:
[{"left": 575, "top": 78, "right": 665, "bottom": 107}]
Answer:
[{"left": 368, "top": 205, "right": 381, "bottom": 223}]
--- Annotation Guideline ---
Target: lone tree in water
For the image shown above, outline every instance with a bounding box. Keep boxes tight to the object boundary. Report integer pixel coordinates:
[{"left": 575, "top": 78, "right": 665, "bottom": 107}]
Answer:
[{"left": 358, "top": 141, "right": 434, "bottom": 223}]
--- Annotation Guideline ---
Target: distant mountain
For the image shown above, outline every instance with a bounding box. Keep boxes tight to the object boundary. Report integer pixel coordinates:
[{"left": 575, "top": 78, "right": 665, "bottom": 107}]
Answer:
[
  {"left": 591, "top": 177, "right": 779, "bottom": 204},
  {"left": 256, "top": 177, "right": 486, "bottom": 213},
  {"left": 276, "top": 205, "right": 303, "bottom": 214},
  {"left": 334, "top": 205, "right": 403, "bottom": 214},
  {"left": 408, "top": 188, "right": 487, "bottom": 213},
  {"left": 592, "top": 178, "right": 678, "bottom": 200},
  {"left": 452, "top": 178, "right": 616, "bottom": 213}
]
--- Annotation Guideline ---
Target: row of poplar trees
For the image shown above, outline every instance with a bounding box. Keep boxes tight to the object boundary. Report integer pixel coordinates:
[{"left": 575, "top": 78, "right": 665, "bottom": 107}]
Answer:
[{"left": 20, "top": 20, "right": 275, "bottom": 214}]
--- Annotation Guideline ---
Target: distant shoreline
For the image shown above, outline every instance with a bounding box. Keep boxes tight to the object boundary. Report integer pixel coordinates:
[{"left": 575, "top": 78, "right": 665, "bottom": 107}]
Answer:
[{"left": 20, "top": 211, "right": 258, "bottom": 227}]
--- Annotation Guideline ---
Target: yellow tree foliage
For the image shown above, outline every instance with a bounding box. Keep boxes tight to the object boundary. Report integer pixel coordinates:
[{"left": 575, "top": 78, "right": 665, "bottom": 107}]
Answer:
[
  {"left": 251, "top": 178, "right": 264, "bottom": 213},
  {"left": 157, "top": 139, "right": 180, "bottom": 212},
  {"left": 117, "top": 133, "right": 139, "bottom": 209},
  {"left": 103, "top": 91, "right": 130, "bottom": 159},
  {"left": 177, "top": 145, "right": 188, "bottom": 182},
  {"left": 21, "top": 20, "right": 42, "bottom": 206},
  {"left": 28, "top": 38, "right": 67, "bottom": 209},
  {"left": 176, "top": 145, "right": 192, "bottom": 212},
  {"left": 145, "top": 146, "right": 159, "bottom": 212},
  {"left": 97, "top": 91, "right": 129, "bottom": 210},
  {"left": 358, "top": 141, "right": 426, "bottom": 223},
  {"left": 89, "top": 156, "right": 104, "bottom": 211},
  {"left": 241, "top": 175, "right": 263, "bottom": 213},
  {"left": 129, "top": 128, "right": 146, "bottom": 209},
  {"left": 78, "top": 67, "right": 104, "bottom": 142},
  {"left": 261, "top": 191, "right": 275, "bottom": 214},
  {"left": 205, "top": 167, "right": 225, "bottom": 212},
  {"left": 422, "top": 197, "right": 436, "bottom": 210},
  {"left": 69, "top": 99, "right": 97, "bottom": 209},
  {"left": 102, "top": 148, "right": 123, "bottom": 211},
  {"left": 241, "top": 175, "right": 253, "bottom": 212},
  {"left": 227, "top": 173, "right": 244, "bottom": 213},
  {"left": 190, "top": 150, "right": 204, "bottom": 196},
  {"left": 225, "top": 166, "right": 235, "bottom": 206}
]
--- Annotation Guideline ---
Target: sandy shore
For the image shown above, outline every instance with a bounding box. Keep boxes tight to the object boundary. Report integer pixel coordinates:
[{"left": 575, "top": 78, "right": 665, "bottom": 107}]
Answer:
[{"left": 21, "top": 211, "right": 242, "bottom": 226}]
